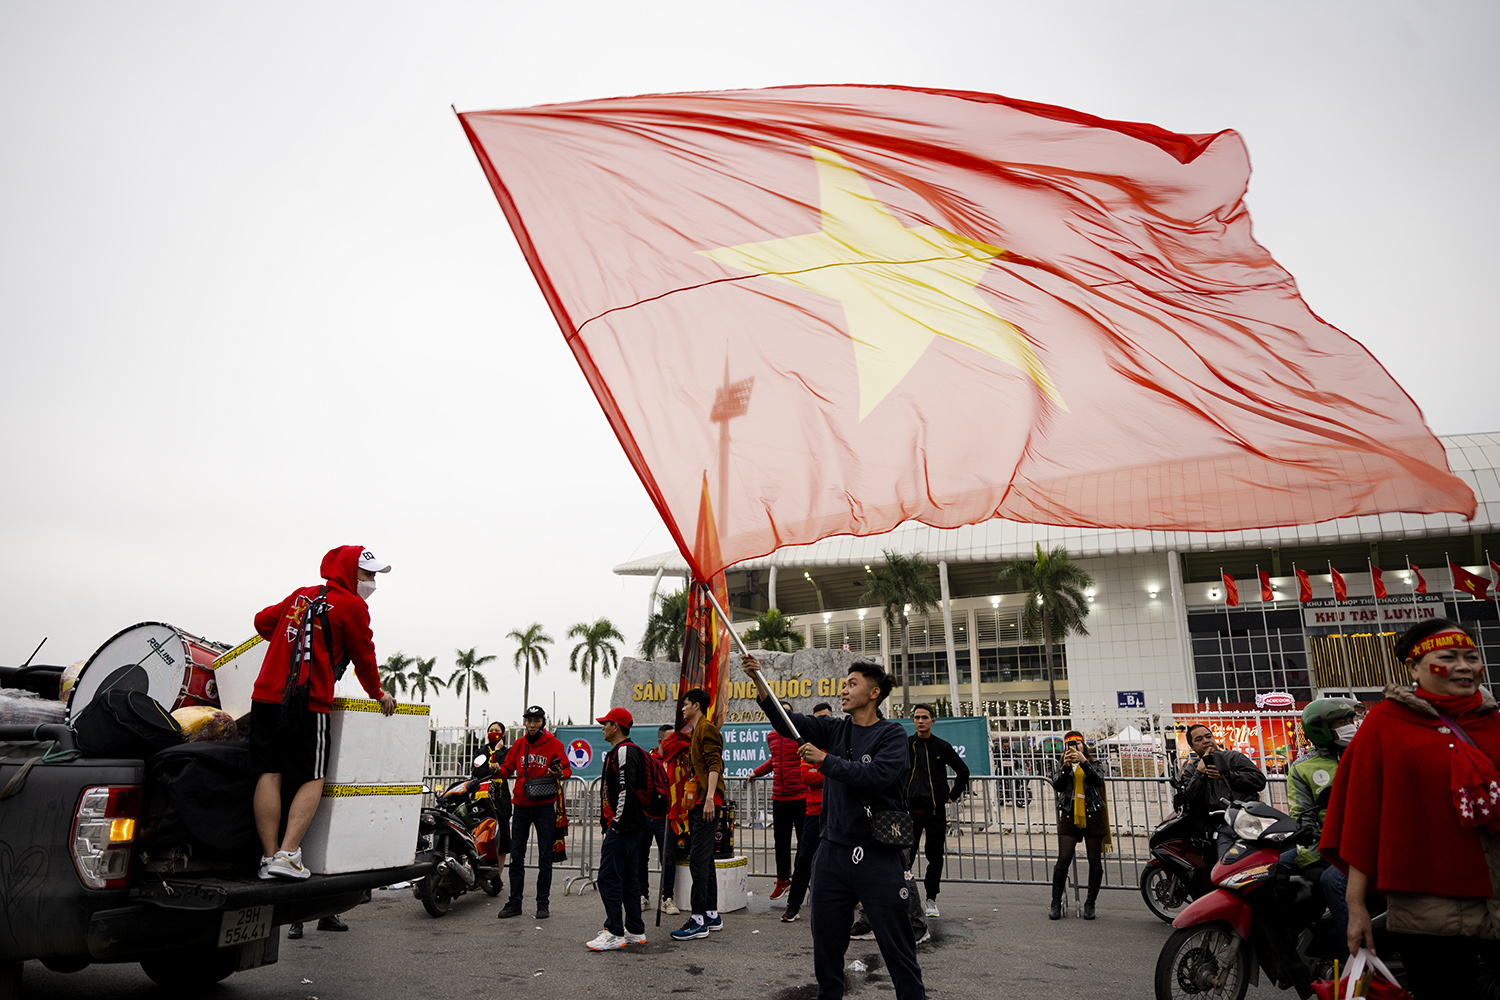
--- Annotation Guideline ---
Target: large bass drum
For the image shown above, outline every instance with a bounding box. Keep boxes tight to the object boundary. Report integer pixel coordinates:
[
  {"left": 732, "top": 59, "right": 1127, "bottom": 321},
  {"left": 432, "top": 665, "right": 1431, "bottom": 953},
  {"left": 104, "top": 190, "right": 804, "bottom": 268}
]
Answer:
[{"left": 68, "top": 622, "right": 226, "bottom": 722}]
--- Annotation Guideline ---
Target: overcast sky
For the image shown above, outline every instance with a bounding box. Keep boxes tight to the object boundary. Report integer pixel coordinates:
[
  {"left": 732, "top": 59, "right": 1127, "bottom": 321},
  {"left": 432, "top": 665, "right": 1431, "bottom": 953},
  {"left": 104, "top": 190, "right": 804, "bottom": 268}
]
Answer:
[{"left": 2, "top": 1, "right": 1495, "bottom": 728}]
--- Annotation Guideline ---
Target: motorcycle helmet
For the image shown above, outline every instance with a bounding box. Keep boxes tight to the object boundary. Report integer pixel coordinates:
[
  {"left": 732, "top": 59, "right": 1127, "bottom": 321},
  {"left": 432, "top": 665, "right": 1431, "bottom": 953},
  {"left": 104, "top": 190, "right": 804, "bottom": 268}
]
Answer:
[{"left": 1301, "top": 698, "right": 1361, "bottom": 748}]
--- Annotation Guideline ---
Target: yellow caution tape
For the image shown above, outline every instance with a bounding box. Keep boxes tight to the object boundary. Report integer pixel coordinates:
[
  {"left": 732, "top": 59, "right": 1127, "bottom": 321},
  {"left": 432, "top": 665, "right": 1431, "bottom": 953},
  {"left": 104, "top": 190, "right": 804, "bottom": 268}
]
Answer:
[
  {"left": 330, "top": 697, "right": 430, "bottom": 716},
  {"left": 210, "top": 635, "right": 265, "bottom": 669},
  {"left": 321, "top": 784, "right": 424, "bottom": 798}
]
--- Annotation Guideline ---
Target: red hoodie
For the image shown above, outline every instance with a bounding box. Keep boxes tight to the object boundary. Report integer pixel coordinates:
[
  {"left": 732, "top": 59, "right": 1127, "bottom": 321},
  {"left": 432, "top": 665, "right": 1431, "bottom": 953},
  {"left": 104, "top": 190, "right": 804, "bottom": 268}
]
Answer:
[
  {"left": 750, "top": 728, "right": 808, "bottom": 801},
  {"left": 495, "top": 729, "right": 573, "bottom": 807},
  {"left": 251, "top": 545, "right": 384, "bottom": 714}
]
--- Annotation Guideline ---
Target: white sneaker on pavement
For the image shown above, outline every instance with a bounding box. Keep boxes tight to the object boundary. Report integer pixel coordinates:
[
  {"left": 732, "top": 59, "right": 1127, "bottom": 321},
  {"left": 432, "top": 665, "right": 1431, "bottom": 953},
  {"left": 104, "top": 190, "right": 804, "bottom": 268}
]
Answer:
[
  {"left": 660, "top": 897, "right": 680, "bottom": 915},
  {"left": 586, "top": 931, "right": 631, "bottom": 951},
  {"left": 925, "top": 900, "right": 940, "bottom": 918},
  {"left": 624, "top": 933, "right": 647, "bottom": 945},
  {"left": 641, "top": 895, "right": 652, "bottom": 911}
]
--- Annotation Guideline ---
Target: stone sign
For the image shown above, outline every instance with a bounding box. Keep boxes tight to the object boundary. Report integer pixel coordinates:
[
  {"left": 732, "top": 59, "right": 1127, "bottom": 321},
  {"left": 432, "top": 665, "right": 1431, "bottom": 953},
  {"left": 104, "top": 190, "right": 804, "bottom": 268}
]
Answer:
[{"left": 608, "top": 648, "right": 885, "bottom": 726}]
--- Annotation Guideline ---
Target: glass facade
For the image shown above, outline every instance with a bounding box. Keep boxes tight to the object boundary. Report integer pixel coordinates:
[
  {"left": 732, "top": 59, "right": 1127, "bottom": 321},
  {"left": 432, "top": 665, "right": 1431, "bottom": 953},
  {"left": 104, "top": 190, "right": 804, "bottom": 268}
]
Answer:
[{"left": 1188, "top": 609, "right": 1312, "bottom": 703}]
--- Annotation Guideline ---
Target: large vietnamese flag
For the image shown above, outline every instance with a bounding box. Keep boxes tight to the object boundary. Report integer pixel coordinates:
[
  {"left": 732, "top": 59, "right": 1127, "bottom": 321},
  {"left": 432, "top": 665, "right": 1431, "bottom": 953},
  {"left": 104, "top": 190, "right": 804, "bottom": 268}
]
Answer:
[{"left": 458, "top": 86, "right": 1474, "bottom": 579}]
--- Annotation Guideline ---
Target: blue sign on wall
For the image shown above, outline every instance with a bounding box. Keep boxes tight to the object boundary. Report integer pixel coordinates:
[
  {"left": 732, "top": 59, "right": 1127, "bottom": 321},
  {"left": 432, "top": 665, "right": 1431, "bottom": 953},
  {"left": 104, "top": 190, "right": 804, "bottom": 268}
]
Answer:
[{"left": 1118, "top": 690, "right": 1146, "bottom": 709}]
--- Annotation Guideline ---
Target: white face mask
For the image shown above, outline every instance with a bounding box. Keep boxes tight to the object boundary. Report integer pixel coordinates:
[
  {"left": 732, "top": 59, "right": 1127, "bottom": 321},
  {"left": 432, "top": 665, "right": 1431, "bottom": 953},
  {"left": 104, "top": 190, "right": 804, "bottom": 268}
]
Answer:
[
  {"left": 1333, "top": 721, "right": 1359, "bottom": 745},
  {"left": 357, "top": 579, "right": 377, "bottom": 600}
]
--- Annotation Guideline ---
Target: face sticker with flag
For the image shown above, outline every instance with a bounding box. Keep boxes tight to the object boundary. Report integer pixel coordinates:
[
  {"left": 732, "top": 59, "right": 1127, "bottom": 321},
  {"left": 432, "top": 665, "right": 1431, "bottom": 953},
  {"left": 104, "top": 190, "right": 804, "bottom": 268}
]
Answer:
[{"left": 458, "top": 85, "right": 1473, "bottom": 580}]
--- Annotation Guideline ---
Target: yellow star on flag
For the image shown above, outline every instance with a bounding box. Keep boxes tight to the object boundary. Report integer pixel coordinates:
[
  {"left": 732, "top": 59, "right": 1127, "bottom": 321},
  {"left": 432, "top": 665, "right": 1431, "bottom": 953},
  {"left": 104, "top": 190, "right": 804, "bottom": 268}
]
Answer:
[{"left": 700, "top": 146, "right": 1066, "bottom": 419}]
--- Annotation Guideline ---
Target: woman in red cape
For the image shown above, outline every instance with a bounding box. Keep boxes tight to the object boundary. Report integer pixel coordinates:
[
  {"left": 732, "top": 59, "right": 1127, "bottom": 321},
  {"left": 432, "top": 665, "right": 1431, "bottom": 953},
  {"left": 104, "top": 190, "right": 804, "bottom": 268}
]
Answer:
[{"left": 1320, "top": 618, "right": 1500, "bottom": 995}]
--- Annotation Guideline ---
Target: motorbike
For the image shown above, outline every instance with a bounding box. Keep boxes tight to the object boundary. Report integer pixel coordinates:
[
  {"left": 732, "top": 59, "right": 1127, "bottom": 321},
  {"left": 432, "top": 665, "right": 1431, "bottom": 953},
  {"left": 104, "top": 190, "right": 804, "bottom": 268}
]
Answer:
[
  {"left": 413, "top": 764, "right": 505, "bottom": 918},
  {"left": 1140, "top": 767, "right": 1216, "bottom": 923},
  {"left": 1153, "top": 798, "right": 1385, "bottom": 1000}
]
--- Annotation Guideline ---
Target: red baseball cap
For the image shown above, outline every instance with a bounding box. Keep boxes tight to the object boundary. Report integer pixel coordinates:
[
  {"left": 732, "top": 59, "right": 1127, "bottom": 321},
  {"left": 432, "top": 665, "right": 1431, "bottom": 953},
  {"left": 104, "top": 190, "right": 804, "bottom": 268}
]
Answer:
[{"left": 596, "top": 707, "right": 634, "bottom": 727}]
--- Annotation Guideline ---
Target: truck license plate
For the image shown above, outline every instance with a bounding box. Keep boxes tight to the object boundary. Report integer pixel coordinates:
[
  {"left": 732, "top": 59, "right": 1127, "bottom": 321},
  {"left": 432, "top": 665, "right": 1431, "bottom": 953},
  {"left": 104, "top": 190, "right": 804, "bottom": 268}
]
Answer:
[{"left": 218, "top": 905, "right": 272, "bottom": 947}]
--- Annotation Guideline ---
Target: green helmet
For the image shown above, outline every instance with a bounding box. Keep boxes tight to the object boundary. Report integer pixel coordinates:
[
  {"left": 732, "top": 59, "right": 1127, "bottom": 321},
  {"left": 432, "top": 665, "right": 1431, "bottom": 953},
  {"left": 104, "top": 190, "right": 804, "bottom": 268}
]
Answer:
[{"left": 1301, "top": 698, "right": 1361, "bottom": 747}]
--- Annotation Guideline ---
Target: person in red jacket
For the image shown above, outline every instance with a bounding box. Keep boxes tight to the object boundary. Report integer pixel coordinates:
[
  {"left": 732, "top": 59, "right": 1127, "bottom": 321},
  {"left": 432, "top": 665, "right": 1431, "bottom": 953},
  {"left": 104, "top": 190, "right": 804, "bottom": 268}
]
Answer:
[
  {"left": 493, "top": 705, "right": 573, "bottom": 919},
  {"left": 781, "top": 701, "right": 831, "bottom": 922},
  {"left": 748, "top": 700, "right": 809, "bottom": 898},
  {"left": 1321, "top": 618, "right": 1500, "bottom": 997},
  {"left": 251, "top": 546, "right": 397, "bottom": 881}
]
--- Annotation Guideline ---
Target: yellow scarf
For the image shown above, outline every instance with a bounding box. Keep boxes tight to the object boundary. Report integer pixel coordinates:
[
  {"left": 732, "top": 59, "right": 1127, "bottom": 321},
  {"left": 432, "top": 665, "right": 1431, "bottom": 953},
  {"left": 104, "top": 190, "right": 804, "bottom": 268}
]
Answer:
[{"left": 1071, "top": 762, "right": 1113, "bottom": 852}]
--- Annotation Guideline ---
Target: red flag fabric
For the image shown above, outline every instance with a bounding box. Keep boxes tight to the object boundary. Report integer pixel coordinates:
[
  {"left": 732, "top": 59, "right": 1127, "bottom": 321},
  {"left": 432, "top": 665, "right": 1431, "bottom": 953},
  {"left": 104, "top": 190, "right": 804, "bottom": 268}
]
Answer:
[
  {"left": 1259, "top": 571, "right": 1273, "bottom": 603},
  {"left": 1295, "top": 568, "right": 1312, "bottom": 603},
  {"left": 1370, "top": 565, "right": 1387, "bottom": 600},
  {"left": 677, "top": 476, "right": 732, "bottom": 730},
  {"left": 1222, "top": 572, "right": 1239, "bottom": 608},
  {"left": 458, "top": 86, "right": 1474, "bottom": 580},
  {"left": 1490, "top": 557, "right": 1500, "bottom": 599},
  {"left": 1409, "top": 563, "right": 1428, "bottom": 595},
  {"left": 1331, "top": 567, "right": 1348, "bottom": 603},
  {"left": 1450, "top": 561, "right": 1492, "bottom": 600}
]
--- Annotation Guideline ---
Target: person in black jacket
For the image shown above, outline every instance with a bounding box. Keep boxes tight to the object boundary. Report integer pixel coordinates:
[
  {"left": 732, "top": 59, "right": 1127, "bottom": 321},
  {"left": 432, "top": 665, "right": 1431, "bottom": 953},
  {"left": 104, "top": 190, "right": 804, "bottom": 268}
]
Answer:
[
  {"left": 1048, "top": 731, "right": 1109, "bottom": 920},
  {"left": 744, "top": 653, "right": 927, "bottom": 1000},
  {"left": 905, "top": 704, "right": 969, "bottom": 917},
  {"left": 1177, "top": 723, "right": 1266, "bottom": 861},
  {"left": 587, "top": 707, "right": 649, "bottom": 951}
]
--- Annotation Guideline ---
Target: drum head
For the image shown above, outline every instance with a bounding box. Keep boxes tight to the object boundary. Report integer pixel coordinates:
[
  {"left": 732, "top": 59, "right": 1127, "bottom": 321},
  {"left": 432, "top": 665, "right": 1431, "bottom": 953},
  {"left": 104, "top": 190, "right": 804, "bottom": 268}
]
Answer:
[{"left": 69, "top": 622, "right": 190, "bottom": 721}]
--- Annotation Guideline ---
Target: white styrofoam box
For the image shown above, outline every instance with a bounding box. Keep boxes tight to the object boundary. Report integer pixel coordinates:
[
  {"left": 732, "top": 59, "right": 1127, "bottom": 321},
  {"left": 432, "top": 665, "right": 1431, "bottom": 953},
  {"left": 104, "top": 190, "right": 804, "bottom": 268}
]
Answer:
[
  {"left": 300, "top": 783, "right": 423, "bottom": 874},
  {"left": 323, "top": 698, "right": 430, "bottom": 786},
  {"left": 673, "top": 855, "right": 748, "bottom": 912},
  {"left": 210, "top": 639, "right": 267, "bottom": 721}
]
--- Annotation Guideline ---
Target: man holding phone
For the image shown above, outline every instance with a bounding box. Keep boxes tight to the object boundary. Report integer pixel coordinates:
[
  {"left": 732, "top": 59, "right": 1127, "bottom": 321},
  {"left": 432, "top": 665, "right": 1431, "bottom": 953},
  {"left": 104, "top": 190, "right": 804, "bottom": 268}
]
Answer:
[{"left": 1178, "top": 723, "right": 1266, "bottom": 859}]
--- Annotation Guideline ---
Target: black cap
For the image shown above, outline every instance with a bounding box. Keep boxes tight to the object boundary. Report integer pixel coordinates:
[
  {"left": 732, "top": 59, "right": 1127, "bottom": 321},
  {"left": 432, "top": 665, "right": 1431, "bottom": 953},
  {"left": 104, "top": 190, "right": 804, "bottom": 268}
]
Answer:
[{"left": 523, "top": 705, "right": 546, "bottom": 719}]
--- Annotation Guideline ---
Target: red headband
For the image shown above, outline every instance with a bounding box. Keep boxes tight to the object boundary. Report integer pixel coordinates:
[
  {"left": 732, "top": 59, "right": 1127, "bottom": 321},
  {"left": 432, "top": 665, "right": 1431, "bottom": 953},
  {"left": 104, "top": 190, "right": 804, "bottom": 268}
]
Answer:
[{"left": 1409, "top": 630, "right": 1479, "bottom": 676}]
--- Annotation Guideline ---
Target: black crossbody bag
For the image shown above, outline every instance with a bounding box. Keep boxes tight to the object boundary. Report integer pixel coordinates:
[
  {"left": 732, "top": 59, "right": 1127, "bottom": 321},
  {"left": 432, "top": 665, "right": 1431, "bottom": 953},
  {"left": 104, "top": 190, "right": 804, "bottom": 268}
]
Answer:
[{"left": 844, "top": 721, "right": 914, "bottom": 849}]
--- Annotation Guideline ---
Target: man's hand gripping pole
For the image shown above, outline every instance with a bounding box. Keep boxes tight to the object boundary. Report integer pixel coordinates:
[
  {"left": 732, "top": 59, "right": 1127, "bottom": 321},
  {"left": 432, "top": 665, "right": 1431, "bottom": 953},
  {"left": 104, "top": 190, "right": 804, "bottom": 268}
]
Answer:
[{"left": 701, "top": 587, "right": 803, "bottom": 743}]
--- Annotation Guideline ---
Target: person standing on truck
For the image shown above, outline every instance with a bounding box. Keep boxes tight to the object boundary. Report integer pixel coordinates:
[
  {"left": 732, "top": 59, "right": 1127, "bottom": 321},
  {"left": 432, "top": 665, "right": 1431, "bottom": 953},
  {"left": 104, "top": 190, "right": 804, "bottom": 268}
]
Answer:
[
  {"left": 493, "top": 705, "right": 571, "bottom": 919},
  {"left": 252, "top": 546, "right": 398, "bottom": 881}
]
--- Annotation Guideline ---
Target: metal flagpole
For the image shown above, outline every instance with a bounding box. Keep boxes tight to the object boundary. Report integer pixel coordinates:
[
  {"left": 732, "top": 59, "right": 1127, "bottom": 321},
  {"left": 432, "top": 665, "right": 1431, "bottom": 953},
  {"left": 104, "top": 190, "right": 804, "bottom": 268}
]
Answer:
[
  {"left": 1255, "top": 565, "right": 1279, "bottom": 693},
  {"left": 1369, "top": 558, "right": 1384, "bottom": 689},
  {"left": 1406, "top": 555, "right": 1420, "bottom": 620},
  {"left": 1329, "top": 561, "right": 1354, "bottom": 693},
  {"left": 1293, "top": 561, "right": 1313, "bottom": 696},
  {"left": 701, "top": 584, "right": 803, "bottom": 741}
]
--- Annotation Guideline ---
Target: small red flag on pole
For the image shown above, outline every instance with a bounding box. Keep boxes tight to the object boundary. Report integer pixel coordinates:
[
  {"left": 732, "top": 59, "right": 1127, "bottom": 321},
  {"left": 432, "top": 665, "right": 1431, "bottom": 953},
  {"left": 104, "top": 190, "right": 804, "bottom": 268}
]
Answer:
[
  {"left": 1449, "top": 557, "right": 1491, "bottom": 600},
  {"left": 1370, "top": 563, "right": 1387, "bottom": 600},
  {"left": 1330, "top": 565, "right": 1347, "bottom": 603},
  {"left": 1221, "top": 571, "right": 1239, "bottom": 608},
  {"left": 1294, "top": 566, "right": 1312, "bottom": 603},
  {"left": 1407, "top": 561, "right": 1428, "bottom": 595},
  {"left": 1489, "top": 552, "right": 1500, "bottom": 601},
  {"left": 1258, "top": 570, "right": 1273, "bottom": 603}
]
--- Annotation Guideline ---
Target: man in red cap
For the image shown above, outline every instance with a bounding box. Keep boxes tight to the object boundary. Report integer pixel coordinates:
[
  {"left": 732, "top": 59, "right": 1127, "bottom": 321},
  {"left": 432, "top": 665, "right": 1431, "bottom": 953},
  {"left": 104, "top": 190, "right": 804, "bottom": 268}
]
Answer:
[{"left": 587, "top": 707, "right": 650, "bottom": 951}]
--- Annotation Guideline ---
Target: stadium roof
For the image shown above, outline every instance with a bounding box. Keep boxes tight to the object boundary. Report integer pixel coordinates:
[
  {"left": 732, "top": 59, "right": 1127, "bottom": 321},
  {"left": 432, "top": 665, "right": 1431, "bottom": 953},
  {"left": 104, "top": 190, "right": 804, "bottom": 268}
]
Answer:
[{"left": 614, "top": 432, "right": 1500, "bottom": 576}]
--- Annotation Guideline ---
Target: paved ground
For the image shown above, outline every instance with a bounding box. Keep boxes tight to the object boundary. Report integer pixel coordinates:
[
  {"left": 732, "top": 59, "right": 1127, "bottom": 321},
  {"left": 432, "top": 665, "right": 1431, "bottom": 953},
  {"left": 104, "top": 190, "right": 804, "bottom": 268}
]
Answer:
[{"left": 18, "top": 879, "right": 1193, "bottom": 999}]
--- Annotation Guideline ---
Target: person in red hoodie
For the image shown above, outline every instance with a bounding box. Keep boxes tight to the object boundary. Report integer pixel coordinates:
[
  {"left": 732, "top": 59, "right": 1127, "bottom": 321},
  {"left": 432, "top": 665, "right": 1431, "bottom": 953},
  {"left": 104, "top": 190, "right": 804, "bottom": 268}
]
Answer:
[
  {"left": 251, "top": 546, "right": 397, "bottom": 881},
  {"left": 493, "top": 705, "right": 573, "bottom": 919},
  {"left": 780, "top": 701, "right": 831, "bottom": 922},
  {"left": 747, "top": 699, "right": 808, "bottom": 899}
]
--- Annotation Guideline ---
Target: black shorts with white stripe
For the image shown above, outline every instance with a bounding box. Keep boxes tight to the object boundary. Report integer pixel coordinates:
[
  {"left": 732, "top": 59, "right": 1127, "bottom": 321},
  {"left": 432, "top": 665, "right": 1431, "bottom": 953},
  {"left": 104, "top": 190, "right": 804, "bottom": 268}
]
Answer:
[{"left": 248, "top": 700, "right": 331, "bottom": 785}]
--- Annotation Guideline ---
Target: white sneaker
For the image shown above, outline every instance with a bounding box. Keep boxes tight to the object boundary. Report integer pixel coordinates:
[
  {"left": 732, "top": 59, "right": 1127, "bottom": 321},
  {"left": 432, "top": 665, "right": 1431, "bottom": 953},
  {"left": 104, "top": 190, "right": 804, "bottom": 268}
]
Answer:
[
  {"left": 258, "top": 856, "right": 275, "bottom": 880},
  {"left": 586, "top": 931, "right": 630, "bottom": 951},
  {"left": 266, "top": 849, "right": 310, "bottom": 880},
  {"left": 624, "top": 932, "right": 647, "bottom": 945},
  {"left": 925, "top": 900, "right": 940, "bottom": 918},
  {"left": 641, "top": 895, "right": 652, "bottom": 911},
  {"left": 660, "top": 897, "right": 680, "bottom": 915},
  {"left": 916, "top": 928, "right": 932, "bottom": 944}
]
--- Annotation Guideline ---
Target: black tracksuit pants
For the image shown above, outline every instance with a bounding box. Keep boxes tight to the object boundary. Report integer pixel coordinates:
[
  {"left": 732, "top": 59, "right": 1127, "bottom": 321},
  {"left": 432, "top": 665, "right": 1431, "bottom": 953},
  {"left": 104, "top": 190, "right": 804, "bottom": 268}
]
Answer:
[{"left": 809, "top": 840, "right": 926, "bottom": 1000}]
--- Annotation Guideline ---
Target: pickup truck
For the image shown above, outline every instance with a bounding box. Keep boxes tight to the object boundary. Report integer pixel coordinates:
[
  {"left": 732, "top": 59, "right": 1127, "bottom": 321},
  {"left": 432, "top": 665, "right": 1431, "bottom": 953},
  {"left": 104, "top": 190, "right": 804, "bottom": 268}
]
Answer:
[{"left": 0, "top": 706, "right": 432, "bottom": 999}]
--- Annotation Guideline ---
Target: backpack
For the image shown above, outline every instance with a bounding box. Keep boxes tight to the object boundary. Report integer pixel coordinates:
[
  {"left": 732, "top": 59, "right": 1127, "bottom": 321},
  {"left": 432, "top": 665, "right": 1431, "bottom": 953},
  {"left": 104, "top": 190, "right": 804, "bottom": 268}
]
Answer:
[
  {"left": 639, "top": 745, "right": 671, "bottom": 819},
  {"left": 73, "top": 686, "right": 183, "bottom": 760}
]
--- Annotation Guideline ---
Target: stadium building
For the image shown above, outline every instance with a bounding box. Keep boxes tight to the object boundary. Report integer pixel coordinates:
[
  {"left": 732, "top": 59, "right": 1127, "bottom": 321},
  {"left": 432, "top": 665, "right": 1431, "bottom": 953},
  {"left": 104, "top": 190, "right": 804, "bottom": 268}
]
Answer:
[{"left": 614, "top": 432, "right": 1500, "bottom": 721}]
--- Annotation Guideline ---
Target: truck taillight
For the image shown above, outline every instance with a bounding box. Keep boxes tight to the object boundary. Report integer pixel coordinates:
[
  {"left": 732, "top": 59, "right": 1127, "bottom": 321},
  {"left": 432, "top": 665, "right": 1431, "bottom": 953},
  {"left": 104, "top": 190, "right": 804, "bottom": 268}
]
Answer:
[{"left": 71, "top": 785, "right": 143, "bottom": 890}]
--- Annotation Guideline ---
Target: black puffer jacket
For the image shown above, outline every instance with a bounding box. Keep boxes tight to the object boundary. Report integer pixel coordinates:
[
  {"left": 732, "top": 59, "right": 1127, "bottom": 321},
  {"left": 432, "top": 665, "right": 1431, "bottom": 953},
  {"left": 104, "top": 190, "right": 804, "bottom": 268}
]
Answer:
[{"left": 1049, "top": 758, "right": 1107, "bottom": 821}]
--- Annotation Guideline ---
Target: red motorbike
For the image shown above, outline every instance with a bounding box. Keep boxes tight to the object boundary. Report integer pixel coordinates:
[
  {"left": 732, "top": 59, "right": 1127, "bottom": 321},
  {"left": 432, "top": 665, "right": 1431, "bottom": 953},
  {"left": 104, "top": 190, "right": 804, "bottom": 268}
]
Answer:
[
  {"left": 1153, "top": 799, "right": 1353, "bottom": 1000},
  {"left": 1140, "top": 769, "right": 1216, "bottom": 922}
]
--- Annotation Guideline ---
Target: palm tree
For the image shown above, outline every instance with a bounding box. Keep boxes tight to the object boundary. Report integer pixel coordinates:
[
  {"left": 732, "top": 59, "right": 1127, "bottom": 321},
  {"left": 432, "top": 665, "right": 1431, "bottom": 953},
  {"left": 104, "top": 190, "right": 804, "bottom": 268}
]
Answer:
[
  {"left": 639, "top": 588, "right": 690, "bottom": 660},
  {"left": 408, "top": 656, "right": 447, "bottom": 702},
  {"left": 379, "top": 651, "right": 416, "bottom": 696},
  {"left": 448, "top": 647, "right": 496, "bottom": 736},
  {"left": 568, "top": 618, "right": 625, "bottom": 720},
  {"left": 865, "top": 550, "right": 938, "bottom": 714},
  {"left": 506, "top": 623, "right": 553, "bottom": 709},
  {"left": 996, "top": 543, "right": 1094, "bottom": 706},
  {"left": 743, "top": 608, "right": 806, "bottom": 652}
]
